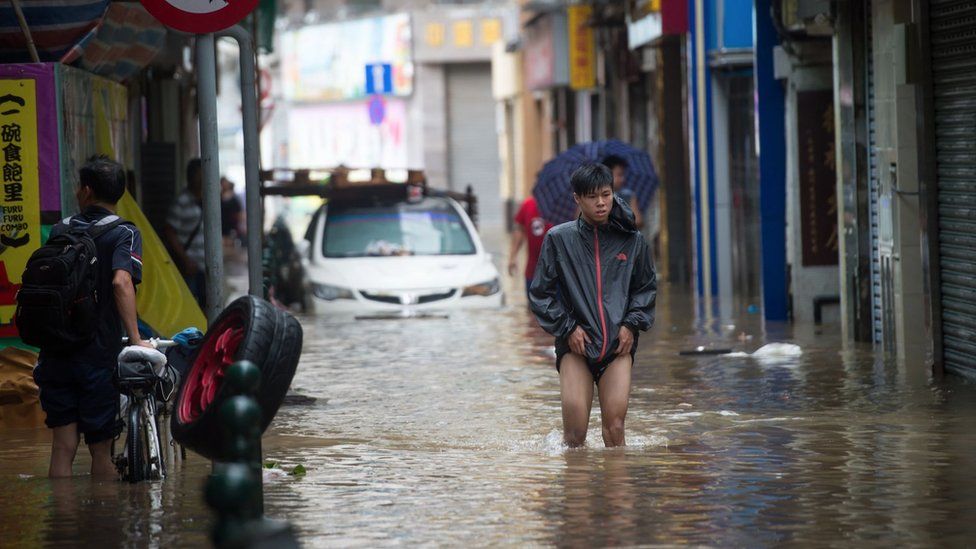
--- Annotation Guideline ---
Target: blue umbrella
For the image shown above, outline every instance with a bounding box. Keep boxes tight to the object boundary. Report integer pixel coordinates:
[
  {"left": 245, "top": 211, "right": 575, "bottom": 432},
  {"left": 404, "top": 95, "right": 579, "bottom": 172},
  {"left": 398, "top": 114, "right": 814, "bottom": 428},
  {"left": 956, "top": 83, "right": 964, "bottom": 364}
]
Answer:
[{"left": 532, "top": 140, "right": 659, "bottom": 224}]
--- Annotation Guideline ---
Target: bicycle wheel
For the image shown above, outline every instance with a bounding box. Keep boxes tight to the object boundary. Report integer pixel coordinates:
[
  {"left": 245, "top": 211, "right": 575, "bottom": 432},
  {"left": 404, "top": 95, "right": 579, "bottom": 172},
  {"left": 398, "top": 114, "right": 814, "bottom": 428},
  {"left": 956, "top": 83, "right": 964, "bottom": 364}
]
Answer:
[
  {"left": 126, "top": 401, "right": 145, "bottom": 483},
  {"left": 145, "top": 399, "right": 164, "bottom": 480}
]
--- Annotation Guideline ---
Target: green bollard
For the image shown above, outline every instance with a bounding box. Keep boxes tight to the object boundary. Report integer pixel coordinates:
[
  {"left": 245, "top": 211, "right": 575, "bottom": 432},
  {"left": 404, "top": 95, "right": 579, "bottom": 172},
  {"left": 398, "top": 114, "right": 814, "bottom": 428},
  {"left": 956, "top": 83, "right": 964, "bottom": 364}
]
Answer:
[
  {"left": 206, "top": 360, "right": 274, "bottom": 547},
  {"left": 224, "top": 360, "right": 262, "bottom": 396},
  {"left": 219, "top": 360, "right": 265, "bottom": 517}
]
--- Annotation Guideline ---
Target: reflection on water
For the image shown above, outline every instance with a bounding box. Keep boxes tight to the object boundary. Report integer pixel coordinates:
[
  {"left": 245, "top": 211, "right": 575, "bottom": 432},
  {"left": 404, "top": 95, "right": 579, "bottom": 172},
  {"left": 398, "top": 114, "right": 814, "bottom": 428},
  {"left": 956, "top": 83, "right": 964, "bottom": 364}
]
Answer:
[{"left": 1, "top": 289, "right": 975, "bottom": 546}]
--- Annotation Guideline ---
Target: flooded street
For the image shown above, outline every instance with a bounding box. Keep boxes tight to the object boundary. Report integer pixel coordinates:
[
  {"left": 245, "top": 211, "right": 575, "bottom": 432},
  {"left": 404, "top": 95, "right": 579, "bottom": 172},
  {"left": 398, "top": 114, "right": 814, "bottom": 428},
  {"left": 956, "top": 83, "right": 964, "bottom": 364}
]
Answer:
[{"left": 2, "top": 288, "right": 976, "bottom": 547}]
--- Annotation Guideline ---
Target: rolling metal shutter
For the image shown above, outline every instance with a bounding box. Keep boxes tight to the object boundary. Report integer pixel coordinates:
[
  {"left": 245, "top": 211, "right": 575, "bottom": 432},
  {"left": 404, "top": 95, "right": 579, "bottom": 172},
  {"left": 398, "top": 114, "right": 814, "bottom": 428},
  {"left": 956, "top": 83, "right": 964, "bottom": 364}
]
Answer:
[
  {"left": 866, "top": 5, "right": 884, "bottom": 346},
  {"left": 446, "top": 63, "right": 502, "bottom": 227},
  {"left": 930, "top": 0, "right": 976, "bottom": 376}
]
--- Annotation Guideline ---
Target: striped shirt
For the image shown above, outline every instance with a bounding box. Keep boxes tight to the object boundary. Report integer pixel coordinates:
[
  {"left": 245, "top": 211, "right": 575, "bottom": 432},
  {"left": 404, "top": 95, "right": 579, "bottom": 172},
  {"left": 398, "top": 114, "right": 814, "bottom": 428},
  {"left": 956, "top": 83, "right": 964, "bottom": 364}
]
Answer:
[{"left": 166, "top": 190, "right": 205, "bottom": 270}]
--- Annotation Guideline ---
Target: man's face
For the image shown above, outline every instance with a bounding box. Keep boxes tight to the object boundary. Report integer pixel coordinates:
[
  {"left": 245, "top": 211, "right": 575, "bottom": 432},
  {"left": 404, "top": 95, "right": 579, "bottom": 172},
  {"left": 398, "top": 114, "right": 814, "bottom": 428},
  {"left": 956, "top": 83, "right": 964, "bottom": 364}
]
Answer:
[
  {"left": 611, "top": 166, "right": 626, "bottom": 190},
  {"left": 574, "top": 185, "right": 614, "bottom": 225}
]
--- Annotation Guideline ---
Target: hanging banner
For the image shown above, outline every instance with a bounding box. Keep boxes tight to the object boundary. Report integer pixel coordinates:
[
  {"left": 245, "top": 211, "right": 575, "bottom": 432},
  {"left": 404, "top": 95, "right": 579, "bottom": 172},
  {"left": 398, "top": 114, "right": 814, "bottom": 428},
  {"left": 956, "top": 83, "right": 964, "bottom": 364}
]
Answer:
[
  {"left": 568, "top": 5, "right": 596, "bottom": 90},
  {"left": 0, "top": 79, "right": 41, "bottom": 336},
  {"left": 797, "top": 90, "right": 838, "bottom": 266}
]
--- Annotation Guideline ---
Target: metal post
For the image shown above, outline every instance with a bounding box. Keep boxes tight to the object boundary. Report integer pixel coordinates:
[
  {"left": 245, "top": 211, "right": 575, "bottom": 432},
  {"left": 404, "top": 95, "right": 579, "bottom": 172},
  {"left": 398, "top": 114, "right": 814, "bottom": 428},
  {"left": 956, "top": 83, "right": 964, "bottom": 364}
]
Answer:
[
  {"left": 217, "top": 25, "right": 264, "bottom": 297},
  {"left": 196, "top": 34, "right": 224, "bottom": 321}
]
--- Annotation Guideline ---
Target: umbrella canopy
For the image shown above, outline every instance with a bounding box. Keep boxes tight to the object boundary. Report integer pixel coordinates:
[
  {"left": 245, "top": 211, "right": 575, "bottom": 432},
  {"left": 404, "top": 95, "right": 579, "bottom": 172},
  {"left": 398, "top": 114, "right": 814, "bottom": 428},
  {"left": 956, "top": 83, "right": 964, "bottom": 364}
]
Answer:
[{"left": 532, "top": 140, "right": 659, "bottom": 224}]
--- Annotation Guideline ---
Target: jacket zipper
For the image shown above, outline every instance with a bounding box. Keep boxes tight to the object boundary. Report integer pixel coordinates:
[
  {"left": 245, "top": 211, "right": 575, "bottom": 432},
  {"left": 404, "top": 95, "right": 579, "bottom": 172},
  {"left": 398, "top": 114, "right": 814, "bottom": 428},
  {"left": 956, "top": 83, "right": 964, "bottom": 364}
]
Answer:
[{"left": 594, "top": 228, "right": 608, "bottom": 361}]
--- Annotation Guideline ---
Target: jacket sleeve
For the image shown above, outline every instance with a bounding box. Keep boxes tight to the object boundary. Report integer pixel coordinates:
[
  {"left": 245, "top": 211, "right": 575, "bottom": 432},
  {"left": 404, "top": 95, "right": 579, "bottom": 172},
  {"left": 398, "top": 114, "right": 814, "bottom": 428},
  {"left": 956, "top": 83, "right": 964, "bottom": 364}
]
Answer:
[
  {"left": 622, "top": 237, "right": 657, "bottom": 332},
  {"left": 529, "top": 233, "right": 577, "bottom": 339}
]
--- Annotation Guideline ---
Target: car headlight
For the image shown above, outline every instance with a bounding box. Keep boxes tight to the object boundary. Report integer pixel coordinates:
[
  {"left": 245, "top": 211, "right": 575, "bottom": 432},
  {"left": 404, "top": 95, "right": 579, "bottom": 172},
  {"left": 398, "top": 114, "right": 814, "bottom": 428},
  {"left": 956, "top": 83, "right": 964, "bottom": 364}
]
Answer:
[
  {"left": 462, "top": 278, "right": 500, "bottom": 297},
  {"left": 312, "top": 283, "right": 355, "bottom": 301}
]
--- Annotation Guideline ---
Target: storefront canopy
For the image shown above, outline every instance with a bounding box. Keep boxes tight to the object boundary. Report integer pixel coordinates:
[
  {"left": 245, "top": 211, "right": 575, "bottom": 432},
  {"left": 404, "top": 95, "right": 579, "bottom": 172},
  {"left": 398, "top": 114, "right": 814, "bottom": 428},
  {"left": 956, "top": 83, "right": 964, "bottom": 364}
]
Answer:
[{"left": 0, "top": 0, "right": 166, "bottom": 81}]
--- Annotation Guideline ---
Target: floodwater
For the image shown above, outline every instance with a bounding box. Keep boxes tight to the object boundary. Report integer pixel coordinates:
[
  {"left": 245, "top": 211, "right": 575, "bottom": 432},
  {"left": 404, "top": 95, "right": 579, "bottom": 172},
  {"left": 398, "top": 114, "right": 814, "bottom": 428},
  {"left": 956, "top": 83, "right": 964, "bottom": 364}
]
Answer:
[{"left": 1, "top": 288, "right": 975, "bottom": 547}]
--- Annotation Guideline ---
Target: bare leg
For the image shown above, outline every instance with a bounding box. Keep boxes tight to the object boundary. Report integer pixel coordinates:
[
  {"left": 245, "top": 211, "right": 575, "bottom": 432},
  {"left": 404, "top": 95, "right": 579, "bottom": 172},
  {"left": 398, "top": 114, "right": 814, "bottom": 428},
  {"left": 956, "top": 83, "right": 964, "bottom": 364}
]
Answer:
[
  {"left": 597, "top": 354, "right": 633, "bottom": 447},
  {"left": 559, "top": 353, "right": 594, "bottom": 447},
  {"left": 88, "top": 440, "right": 116, "bottom": 480},
  {"left": 49, "top": 424, "right": 80, "bottom": 478}
]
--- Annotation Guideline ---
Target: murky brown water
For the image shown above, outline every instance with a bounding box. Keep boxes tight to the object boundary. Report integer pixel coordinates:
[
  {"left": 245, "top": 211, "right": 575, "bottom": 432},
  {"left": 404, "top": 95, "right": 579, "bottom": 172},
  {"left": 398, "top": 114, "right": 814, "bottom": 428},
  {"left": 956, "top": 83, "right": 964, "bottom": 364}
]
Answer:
[{"left": 2, "top": 288, "right": 975, "bottom": 547}]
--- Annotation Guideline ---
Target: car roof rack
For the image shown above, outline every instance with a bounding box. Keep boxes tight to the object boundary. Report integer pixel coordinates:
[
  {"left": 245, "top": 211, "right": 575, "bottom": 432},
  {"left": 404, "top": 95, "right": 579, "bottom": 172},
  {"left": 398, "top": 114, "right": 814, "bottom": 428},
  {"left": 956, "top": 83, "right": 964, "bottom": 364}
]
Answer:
[{"left": 259, "top": 167, "right": 479, "bottom": 226}]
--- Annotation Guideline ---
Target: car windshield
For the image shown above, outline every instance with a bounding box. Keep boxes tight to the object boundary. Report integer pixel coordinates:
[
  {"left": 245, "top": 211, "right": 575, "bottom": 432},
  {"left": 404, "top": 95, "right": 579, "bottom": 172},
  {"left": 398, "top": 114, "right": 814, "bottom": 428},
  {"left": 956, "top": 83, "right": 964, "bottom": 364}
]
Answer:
[{"left": 323, "top": 198, "right": 476, "bottom": 257}]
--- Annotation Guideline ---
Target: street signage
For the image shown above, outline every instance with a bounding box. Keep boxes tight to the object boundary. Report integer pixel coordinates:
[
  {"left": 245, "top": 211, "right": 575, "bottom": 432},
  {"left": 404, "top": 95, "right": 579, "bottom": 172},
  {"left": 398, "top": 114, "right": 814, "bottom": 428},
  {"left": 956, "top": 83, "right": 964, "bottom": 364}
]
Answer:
[
  {"left": 365, "top": 63, "right": 393, "bottom": 95},
  {"left": 367, "top": 95, "right": 386, "bottom": 125},
  {"left": 139, "top": 0, "right": 259, "bottom": 34}
]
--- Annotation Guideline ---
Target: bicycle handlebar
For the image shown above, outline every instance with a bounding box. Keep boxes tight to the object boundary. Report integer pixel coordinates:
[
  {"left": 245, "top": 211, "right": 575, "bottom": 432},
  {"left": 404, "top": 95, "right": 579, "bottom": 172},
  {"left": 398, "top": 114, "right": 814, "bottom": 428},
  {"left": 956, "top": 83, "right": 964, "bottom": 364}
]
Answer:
[{"left": 121, "top": 337, "right": 179, "bottom": 350}]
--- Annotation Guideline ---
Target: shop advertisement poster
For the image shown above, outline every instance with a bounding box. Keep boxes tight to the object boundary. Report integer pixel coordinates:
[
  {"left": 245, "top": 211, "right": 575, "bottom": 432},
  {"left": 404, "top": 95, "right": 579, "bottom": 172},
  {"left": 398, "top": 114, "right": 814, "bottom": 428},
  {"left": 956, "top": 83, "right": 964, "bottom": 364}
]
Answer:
[{"left": 0, "top": 79, "right": 41, "bottom": 336}]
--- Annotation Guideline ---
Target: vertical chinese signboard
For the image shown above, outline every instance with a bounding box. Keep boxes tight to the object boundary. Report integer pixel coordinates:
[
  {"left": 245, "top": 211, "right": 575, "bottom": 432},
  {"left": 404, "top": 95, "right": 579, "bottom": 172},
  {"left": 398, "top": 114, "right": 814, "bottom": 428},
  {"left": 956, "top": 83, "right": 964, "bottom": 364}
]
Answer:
[
  {"left": 568, "top": 5, "right": 595, "bottom": 90},
  {"left": 797, "top": 90, "right": 838, "bottom": 266},
  {"left": 0, "top": 78, "right": 42, "bottom": 337}
]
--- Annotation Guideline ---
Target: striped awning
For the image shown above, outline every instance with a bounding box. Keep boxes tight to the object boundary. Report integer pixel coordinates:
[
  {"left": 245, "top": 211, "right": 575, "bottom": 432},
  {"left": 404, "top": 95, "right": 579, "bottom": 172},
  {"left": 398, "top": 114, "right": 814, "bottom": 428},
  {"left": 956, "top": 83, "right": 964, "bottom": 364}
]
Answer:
[{"left": 0, "top": 1, "right": 167, "bottom": 82}]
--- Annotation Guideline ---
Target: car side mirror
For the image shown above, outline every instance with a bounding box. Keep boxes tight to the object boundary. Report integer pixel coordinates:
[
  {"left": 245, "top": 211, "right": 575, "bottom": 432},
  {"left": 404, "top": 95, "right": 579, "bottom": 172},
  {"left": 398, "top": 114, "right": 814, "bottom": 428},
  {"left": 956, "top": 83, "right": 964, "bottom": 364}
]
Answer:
[{"left": 297, "top": 239, "right": 311, "bottom": 260}]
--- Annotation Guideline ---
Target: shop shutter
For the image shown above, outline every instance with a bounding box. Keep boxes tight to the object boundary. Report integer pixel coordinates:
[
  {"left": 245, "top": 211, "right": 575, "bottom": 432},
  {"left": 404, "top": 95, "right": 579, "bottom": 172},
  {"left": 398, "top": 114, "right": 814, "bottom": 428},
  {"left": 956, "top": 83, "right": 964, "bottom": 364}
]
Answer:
[
  {"left": 866, "top": 5, "right": 884, "bottom": 346},
  {"left": 930, "top": 0, "right": 976, "bottom": 376},
  {"left": 446, "top": 63, "right": 502, "bottom": 228}
]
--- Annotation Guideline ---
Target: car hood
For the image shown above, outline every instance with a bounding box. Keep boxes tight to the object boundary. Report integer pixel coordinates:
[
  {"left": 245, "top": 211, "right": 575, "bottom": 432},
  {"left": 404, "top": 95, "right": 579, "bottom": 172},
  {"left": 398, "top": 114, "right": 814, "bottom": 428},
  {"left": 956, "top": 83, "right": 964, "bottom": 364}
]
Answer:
[{"left": 308, "top": 254, "right": 498, "bottom": 291}]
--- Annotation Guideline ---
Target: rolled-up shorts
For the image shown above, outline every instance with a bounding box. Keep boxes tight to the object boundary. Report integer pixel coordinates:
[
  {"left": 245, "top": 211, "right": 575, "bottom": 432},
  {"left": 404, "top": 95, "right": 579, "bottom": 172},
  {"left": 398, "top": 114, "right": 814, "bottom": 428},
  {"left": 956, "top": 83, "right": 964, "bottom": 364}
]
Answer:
[
  {"left": 554, "top": 336, "right": 638, "bottom": 384},
  {"left": 33, "top": 358, "right": 122, "bottom": 444}
]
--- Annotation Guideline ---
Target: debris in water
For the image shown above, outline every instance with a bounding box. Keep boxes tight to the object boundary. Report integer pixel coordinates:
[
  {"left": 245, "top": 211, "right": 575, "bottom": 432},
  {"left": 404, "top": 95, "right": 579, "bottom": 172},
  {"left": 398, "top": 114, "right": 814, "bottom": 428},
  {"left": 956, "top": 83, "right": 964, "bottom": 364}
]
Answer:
[
  {"left": 679, "top": 346, "right": 733, "bottom": 356},
  {"left": 726, "top": 343, "right": 803, "bottom": 359},
  {"left": 282, "top": 393, "right": 319, "bottom": 406}
]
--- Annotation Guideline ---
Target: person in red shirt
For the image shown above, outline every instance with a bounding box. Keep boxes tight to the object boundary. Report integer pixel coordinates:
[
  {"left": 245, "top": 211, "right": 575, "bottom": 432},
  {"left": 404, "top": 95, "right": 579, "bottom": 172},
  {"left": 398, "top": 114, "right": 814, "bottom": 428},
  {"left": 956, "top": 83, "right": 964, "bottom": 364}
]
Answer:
[{"left": 509, "top": 196, "right": 553, "bottom": 298}]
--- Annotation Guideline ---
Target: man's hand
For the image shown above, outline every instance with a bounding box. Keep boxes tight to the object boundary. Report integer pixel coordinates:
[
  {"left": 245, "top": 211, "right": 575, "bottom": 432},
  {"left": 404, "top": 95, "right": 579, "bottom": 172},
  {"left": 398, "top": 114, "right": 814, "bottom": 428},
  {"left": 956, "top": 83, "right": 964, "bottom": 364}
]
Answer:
[
  {"left": 569, "top": 326, "right": 591, "bottom": 356},
  {"left": 508, "top": 260, "right": 518, "bottom": 277},
  {"left": 615, "top": 325, "right": 635, "bottom": 355},
  {"left": 132, "top": 339, "right": 155, "bottom": 349}
]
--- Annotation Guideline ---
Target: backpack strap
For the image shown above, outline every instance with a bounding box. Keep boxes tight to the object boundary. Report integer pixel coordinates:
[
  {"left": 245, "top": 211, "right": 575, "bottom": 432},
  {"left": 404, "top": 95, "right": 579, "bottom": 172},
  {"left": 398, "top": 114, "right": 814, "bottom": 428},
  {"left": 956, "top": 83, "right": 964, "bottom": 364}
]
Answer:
[{"left": 85, "top": 215, "right": 128, "bottom": 239}]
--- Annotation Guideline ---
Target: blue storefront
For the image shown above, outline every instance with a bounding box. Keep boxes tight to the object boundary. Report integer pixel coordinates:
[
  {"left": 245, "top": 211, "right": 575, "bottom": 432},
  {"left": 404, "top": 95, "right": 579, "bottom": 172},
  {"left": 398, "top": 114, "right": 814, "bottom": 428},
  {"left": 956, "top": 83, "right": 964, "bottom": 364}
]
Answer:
[{"left": 687, "top": 0, "right": 787, "bottom": 322}]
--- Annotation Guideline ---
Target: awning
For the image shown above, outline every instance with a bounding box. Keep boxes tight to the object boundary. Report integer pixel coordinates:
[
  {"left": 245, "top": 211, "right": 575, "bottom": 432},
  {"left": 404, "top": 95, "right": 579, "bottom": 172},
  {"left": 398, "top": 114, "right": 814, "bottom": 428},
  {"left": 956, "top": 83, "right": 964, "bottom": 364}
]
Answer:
[{"left": 0, "top": 1, "right": 167, "bottom": 82}]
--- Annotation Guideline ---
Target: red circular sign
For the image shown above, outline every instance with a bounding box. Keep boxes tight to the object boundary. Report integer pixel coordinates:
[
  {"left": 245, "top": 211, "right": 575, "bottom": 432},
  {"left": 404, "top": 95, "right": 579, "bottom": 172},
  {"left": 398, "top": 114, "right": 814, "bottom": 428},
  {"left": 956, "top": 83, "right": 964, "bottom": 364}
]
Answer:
[{"left": 140, "top": 0, "right": 259, "bottom": 34}]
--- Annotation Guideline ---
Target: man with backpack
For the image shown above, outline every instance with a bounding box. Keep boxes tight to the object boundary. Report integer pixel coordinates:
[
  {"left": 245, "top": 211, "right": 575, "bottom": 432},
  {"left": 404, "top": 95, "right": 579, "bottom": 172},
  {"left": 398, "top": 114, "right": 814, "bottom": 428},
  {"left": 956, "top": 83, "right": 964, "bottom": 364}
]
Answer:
[{"left": 20, "top": 155, "right": 149, "bottom": 478}]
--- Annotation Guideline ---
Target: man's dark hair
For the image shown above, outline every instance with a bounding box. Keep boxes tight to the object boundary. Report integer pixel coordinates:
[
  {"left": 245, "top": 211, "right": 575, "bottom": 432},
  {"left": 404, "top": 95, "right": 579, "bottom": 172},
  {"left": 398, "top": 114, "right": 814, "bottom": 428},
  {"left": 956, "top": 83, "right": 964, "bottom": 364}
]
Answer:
[
  {"left": 187, "top": 157, "right": 202, "bottom": 186},
  {"left": 571, "top": 163, "right": 614, "bottom": 196},
  {"left": 601, "top": 154, "right": 628, "bottom": 170},
  {"left": 79, "top": 155, "right": 126, "bottom": 204}
]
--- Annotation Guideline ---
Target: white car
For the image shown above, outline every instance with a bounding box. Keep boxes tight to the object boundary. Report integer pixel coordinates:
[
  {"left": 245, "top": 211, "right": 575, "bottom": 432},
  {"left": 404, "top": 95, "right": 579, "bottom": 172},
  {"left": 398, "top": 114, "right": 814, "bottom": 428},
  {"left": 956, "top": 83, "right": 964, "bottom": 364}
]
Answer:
[{"left": 302, "top": 187, "right": 503, "bottom": 313}]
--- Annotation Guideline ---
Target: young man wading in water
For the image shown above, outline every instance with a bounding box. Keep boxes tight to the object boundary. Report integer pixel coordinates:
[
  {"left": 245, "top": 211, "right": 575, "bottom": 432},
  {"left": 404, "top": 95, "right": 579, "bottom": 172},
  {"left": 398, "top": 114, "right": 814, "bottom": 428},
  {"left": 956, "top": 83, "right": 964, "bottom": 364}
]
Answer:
[{"left": 529, "top": 163, "right": 656, "bottom": 447}]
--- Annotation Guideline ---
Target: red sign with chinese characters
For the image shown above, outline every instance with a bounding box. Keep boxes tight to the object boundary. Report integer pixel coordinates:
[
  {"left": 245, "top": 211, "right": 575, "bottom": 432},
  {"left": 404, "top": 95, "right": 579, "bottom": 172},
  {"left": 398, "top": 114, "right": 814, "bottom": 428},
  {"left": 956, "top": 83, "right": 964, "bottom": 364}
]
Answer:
[{"left": 797, "top": 90, "right": 839, "bottom": 266}]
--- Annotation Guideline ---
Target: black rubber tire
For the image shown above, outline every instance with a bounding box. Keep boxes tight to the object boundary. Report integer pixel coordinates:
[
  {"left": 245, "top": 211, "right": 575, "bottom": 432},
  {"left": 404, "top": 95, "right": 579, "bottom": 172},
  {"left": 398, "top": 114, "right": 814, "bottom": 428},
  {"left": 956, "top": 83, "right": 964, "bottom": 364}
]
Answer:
[
  {"left": 126, "top": 403, "right": 144, "bottom": 483},
  {"left": 256, "top": 309, "right": 303, "bottom": 433},
  {"left": 171, "top": 296, "right": 302, "bottom": 460}
]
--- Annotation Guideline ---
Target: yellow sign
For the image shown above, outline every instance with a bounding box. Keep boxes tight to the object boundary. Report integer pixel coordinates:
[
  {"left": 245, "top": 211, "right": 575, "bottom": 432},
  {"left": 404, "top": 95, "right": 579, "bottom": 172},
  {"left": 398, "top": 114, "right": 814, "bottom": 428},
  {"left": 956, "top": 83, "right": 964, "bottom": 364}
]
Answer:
[
  {"left": 480, "top": 19, "right": 502, "bottom": 45},
  {"left": 425, "top": 22, "right": 445, "bottom": 47},
  {"left": 452, "top": 20, "right": 473, "bottom": 48},
  {"left": 0, "top": 79, "right": 41, "bottom": 332},
  {"left": 568, "top": 5, "right": 596, "bottom": 90}
]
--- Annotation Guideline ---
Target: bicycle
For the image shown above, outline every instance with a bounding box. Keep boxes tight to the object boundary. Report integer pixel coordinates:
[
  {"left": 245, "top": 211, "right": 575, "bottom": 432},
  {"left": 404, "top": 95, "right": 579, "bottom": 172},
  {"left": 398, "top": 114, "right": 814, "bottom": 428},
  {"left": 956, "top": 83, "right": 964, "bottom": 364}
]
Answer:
[{"left": 112, "top": 338, "right": 180, "bottom": 483}]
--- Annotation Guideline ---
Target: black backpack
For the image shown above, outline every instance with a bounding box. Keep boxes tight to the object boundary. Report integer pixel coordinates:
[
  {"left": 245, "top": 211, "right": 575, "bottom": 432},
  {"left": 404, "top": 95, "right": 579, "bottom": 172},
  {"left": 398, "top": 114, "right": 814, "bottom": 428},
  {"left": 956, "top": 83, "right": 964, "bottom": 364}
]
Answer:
[{"left": 16, "top": 215, "right": 128, "bottom": 353}]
